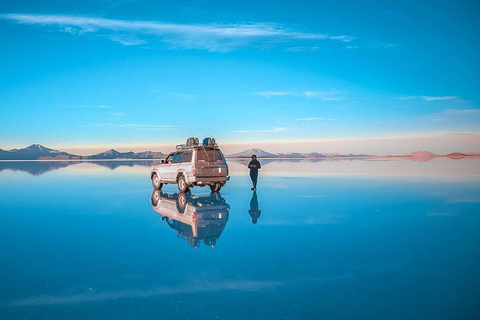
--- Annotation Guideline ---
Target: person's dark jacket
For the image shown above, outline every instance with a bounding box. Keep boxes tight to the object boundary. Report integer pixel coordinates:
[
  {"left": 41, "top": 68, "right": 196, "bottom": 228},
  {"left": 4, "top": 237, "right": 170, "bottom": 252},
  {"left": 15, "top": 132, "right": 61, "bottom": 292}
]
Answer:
[{"left": 248, "top": 159, "right": 261, "bottom": 176}]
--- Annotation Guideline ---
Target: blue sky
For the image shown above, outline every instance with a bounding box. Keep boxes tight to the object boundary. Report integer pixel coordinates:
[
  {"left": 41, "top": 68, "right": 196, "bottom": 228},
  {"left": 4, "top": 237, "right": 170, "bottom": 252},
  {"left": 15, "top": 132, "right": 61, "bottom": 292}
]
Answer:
[{"left": 0, "top": 0, "right": 479, "bottom": 154}]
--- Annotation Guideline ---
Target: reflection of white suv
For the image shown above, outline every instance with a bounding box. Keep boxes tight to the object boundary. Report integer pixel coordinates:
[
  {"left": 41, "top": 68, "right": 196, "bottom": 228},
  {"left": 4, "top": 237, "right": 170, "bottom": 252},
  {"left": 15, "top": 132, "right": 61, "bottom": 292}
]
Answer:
[
  {"left": 151, "top": 190, "right": 230, "bottom": 248},
  {"left": 151, "top": 137, "right": 230, "bottom": 192}
]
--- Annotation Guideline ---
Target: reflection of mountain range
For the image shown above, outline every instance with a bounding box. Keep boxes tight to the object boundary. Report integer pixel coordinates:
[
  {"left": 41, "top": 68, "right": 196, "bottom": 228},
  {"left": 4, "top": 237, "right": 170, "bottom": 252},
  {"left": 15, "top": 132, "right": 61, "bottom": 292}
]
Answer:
[
  {"left": 0, "top": 160, "right": 162, "bottom": 176},
  {"left": 0, "top": 144, "right": 166, "bottom": 160}
]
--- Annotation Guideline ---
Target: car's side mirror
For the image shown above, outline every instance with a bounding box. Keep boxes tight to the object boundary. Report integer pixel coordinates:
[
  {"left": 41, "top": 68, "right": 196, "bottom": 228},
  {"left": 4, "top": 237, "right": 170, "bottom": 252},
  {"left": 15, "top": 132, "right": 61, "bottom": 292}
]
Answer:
[{"left": 161, "top": 160, "right": 165, "bottom": 164}]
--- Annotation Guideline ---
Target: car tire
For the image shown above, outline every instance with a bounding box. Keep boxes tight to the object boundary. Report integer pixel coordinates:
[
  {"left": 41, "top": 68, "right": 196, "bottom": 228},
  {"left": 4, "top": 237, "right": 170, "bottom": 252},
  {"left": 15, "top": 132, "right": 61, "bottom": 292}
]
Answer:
[
  {"left": 178, "top": 175, "right": 189, "bottom": 192},
  {"left": 151, "top": 189, "right": 161, "bottom": 206},
  {"left": 210, "top": 183, "right": 221, "bottom": 192},
  {"left": 177, "top": 192, "right": 187, "bottom": 212},
  {"left": 152, "top": 173, "right": 163, "bottom": 190}
]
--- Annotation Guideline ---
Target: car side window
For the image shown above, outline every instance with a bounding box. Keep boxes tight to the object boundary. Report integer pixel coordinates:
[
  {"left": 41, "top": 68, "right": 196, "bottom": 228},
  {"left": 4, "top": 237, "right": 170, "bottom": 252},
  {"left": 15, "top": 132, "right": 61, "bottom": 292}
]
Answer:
[
  {"left": 165, "top": 154, "right": 173, "bottom": 163},
  {"left": 173, "top": 153, "right": 182, "bottom": 164},
  {"left": 181, "top": 151, "right": 192, "bottom": 163}
]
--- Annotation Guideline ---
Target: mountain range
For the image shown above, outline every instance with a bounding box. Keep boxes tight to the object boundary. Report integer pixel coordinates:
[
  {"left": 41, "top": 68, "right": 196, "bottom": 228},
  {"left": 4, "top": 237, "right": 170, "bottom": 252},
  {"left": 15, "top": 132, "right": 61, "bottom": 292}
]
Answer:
[
  {"left": 0, "top": 144, "right": 479, "bottom": 161},
  {"left": 0, "top": 144, "right": 166, "bottom": 160}
]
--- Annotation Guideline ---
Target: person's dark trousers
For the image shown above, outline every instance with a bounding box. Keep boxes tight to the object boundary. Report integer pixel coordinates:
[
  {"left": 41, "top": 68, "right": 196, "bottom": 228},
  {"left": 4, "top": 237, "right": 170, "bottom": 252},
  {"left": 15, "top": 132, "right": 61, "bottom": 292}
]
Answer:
[{"left": 250, "top": 172, "right": 258, "bottom": 189}]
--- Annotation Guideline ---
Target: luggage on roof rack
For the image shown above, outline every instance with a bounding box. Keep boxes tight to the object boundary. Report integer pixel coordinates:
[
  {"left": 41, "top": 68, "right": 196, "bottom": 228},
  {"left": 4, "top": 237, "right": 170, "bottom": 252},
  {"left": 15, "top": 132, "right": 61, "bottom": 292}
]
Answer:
[
  {"left": 203, "top": 137, "right": 217, "bottom": 147},
  {"left": 186, "top": 137, "right": 199, "bottom": 147}
]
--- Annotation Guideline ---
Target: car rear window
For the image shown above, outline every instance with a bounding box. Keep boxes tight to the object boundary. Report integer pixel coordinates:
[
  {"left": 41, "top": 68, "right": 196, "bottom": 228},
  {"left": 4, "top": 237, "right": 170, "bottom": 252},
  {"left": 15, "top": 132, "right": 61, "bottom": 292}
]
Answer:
[{"left": 197, "top": 148, "right": 224, "bottom": 162}]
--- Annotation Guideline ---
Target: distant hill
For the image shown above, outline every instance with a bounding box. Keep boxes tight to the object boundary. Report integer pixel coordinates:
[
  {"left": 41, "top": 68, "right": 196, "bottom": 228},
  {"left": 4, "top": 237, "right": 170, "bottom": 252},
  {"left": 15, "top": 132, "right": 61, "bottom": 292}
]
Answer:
[
  {"left": 228, "top": 148, "right": 373, "bottom": 159},
  {"left": 406, "top": 151, "right": 439, "bottom": 158},
  {"left": 1, "top": 144, "right": 479, "bottom": 161},
  {"left": 0, "top": 144, "right": 83, "bottom": 160},
  {"left": 0, "top": 144, "right": 166, "bottom": 160},
  {"left": 89, "top": 149, "right": 166, "bottom": 160},
  {"left": 228, "top": 148, "right": 278, "bottom": 158}
]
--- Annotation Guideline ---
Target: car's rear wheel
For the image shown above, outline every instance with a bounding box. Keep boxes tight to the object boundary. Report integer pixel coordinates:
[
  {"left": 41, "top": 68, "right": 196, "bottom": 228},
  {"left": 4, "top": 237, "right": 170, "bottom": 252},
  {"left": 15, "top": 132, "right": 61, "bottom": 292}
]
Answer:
[
  {"left": 178, "top": 175, "right": 189, "bottom": 192},
  {"left": 152, "top": 173, "right": 163, "bottom": 190},
  {"left": 177, "top": 192, "right": 187, "bottom": 212},
  {"left": 210, "top": 183, "right": 221, "bottom": 192}
]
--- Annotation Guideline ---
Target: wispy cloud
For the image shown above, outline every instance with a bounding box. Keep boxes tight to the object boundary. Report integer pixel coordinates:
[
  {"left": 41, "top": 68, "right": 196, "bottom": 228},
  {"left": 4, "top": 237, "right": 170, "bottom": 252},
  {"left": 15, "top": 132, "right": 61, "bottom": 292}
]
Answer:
[
  {"left": 399, "top": 95, "right": 461, "bottom": 102},
  {"left": 234, "top": 127, "right": 288, "bottom": 134},
  {"left": 105, "top": 34, "right": 147, "bottom": 46},
  {"left": 255, "top": 90, "right": 344, "bottom": 101},
  {"left": 422, "top": 96, "right": 459, "bottom": 102},
  {"left": 285, "top": 46, "right": 320, "bottom": 52},
  {"left": 296, "top": 117, "right": 334, "bottom": 121},
  {"left": 255, "top": 91, "right": 291, "bottom": 98},
  {"left": 0, "top": 13, "right": 354, "bottom": 52},
  {"left": 109, "top": 112, "right": 125, "bottom": 116}
]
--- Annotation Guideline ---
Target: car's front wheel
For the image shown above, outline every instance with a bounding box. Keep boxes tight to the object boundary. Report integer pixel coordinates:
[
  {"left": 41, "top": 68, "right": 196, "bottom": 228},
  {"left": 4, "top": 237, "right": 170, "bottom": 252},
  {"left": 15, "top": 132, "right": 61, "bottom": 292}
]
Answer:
[
  {"left": 210, "top": 183, "right": 221, "bottom": 192},
  {"left": 151, "top": 189, "right": 161, "bottom": 206},
  {"left": 178, "top": 175, "right": 189, "bottom": 192},
  {"left": 152, "top": 173, "right": 163, "bottom": 190}
]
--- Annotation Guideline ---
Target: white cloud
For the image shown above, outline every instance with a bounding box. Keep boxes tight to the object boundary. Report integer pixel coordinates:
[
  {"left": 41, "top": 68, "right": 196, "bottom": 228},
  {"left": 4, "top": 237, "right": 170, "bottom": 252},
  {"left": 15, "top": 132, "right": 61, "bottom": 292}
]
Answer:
[
  {"left": 234, "top": 127, "right": 288, "bottom": 134},
  {"left": 398, "top": 96, "right": 461, "bottom": 102},
  {"left": 0, "top": 13, "right": 354, "bottom": 51},
  {"left": 328, "top": 35, "right": 354, "bottom": 42},
  {"left": 285, "top": 46, "right": 320, "bottom": 52},
  {"left": 105, "top": 34, "right": 147, "bottom": 46},
  {"left": 422, "top": 96, "right": 459, "bottom": 102},
  {"left": 109, "top": 112, "right": 125, "bottom": 116},
  {"left": 255, "top": 91, "right": 290, "bottom": 98},
  {"left": 255, "top": 90, "right": 344, "bottom": 101}
]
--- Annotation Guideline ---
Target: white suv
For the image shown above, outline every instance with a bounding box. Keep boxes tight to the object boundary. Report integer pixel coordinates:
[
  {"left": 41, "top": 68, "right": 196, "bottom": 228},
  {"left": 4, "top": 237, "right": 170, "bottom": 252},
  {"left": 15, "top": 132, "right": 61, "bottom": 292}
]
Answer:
[{"left": 151, "top": 137, "right": 230, "bottom": 192}]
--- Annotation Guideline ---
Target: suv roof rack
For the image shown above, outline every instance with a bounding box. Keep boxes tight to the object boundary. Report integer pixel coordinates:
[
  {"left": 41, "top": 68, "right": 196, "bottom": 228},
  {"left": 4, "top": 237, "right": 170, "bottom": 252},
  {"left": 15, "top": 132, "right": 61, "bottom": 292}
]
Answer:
[
  {"left": 176, "top": 144, "right": 186, "bottom": 151},
  {"left": 175, "top": 137, "right": 218, "bottom": 151}
]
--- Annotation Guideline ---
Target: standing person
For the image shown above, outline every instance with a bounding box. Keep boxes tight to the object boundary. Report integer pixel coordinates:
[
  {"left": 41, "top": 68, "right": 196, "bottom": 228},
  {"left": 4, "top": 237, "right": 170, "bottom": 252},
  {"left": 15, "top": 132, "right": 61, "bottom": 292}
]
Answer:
[{"left": 248, "top": 155, "right": 261, "bottom": 191}]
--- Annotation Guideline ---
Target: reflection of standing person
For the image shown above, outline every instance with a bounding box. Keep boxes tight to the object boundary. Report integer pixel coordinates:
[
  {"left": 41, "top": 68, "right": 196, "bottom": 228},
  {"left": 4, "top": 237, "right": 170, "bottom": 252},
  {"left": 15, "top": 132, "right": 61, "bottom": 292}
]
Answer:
[
  {"left": 248, "top": 155, "right": 261, "bottom": 191},
  {"left": 249, "top": 191, "right": 261, "bottom": 224}
]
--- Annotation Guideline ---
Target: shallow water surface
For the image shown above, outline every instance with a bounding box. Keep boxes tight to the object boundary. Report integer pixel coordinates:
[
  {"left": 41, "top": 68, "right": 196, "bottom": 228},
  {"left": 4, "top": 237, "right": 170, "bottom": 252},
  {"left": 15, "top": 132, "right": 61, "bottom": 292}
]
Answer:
[{"left": 0, "top": 160, "right": 479, "bottom": 319}]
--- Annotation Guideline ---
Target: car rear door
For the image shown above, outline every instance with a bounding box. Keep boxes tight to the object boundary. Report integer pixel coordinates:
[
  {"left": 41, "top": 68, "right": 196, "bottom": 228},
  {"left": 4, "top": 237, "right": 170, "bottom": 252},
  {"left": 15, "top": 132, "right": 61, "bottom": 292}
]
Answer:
[{"left": 195, "top": 147, "right": 228, "bottom": 177}]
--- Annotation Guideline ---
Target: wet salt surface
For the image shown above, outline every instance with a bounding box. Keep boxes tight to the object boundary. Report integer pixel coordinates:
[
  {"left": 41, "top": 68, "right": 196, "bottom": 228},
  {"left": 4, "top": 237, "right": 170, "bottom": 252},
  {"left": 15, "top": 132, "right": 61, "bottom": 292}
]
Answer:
[{"left": 0, "top": 160, "right": 479, "bottom": 319}]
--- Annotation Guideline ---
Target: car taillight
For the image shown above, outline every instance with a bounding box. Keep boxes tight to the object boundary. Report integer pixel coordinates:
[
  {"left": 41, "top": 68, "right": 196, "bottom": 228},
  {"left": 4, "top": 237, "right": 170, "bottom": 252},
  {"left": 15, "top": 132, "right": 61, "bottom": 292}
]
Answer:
[
  {"left": 192, "top": 213, "right": 197, "bottom": 221},
  {"left": 192, "top": 166, "right": 196, "bottom": 175}
]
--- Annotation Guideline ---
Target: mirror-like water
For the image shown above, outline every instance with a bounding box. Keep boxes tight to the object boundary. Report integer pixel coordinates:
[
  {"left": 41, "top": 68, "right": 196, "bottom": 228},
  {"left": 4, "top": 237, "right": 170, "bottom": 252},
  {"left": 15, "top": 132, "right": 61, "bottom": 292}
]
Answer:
[{"left": 1, "top": 160, "right": 479, "bottom": 319}]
